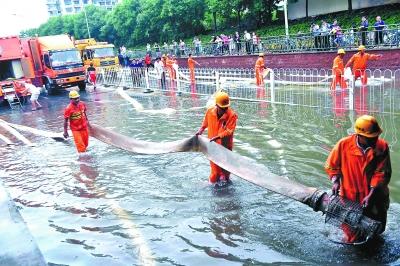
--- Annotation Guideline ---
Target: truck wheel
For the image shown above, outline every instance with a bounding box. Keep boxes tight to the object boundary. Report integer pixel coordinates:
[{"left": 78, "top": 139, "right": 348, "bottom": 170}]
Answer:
[
  {"left": 78, "top": 81, "right": 86, "bottom": 91},
  {"left": 45, "top": 81, "right": 57, "bottom": 95}
]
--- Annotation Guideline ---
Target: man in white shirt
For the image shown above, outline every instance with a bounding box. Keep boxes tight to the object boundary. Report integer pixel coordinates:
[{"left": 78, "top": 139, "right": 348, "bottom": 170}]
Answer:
[
  {"left": 154, "top": 57, "right": 166, "bottom": 89},
  {"left": 21, "top": 81, "right": 42, "bottom": 111}
]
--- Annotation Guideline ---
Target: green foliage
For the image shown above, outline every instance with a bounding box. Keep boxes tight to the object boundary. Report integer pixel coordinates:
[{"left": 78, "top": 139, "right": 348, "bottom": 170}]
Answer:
[{"left": 21, "top": 1, "right": 400, "bottom": 51}]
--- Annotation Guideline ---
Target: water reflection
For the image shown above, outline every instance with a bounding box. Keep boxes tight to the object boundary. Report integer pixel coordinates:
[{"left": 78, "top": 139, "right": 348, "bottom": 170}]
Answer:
[{"left": 0, "top": 90, "right": 399, "bottom": 265}]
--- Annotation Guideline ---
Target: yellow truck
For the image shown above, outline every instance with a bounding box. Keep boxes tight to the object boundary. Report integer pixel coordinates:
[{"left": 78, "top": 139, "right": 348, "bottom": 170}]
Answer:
[{"left": 74, "top": 38, "right": 119, "bottom": 69}]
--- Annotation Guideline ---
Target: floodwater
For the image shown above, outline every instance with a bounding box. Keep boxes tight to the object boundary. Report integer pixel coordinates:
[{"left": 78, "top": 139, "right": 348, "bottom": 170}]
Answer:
[{"left": 0, "top": 88, "right": 399, "bottom": 265}]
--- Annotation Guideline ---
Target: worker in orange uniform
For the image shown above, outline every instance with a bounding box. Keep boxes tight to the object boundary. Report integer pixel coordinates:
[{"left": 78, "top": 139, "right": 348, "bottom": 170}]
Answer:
[
  {"left": 325, "top": 115, "right": 391, "bottom": 243},
  {"left": 165, "top": 55, "right": 175, "bottom": 81},
  {"left": 196, "top": 91, "right": 238, "bottom": 186},
  {"left": 187, "top": 53, "right": 200, "bottom": 83},
  {"left": 255, "top": 53, "right": 265, "bottom": 86},
  {"left": 63, "top": 91, "right": 90, "bottom": 153},
  {"left": 330, "top": 49, "right": 347, "bottom": 90},
  {"left": 345, "top": 45, "right": 382, "bottom": 86}
]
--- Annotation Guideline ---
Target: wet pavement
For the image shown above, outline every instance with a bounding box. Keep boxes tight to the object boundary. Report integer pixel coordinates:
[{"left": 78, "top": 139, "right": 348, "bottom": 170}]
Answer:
[{"left": 0, "top": 87, "right": 399, "bottom": 265}]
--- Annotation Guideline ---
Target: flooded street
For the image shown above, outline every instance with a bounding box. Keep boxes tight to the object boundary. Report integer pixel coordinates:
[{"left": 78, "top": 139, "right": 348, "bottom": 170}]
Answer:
[{"left": 0, "top": 88, "right": 399, "bottom": 265}]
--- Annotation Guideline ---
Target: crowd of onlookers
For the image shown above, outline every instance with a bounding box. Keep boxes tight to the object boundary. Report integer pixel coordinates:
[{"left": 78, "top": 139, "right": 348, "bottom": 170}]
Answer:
[
  {"left": 309, "top": 15, "right": 388, "bottom": 49},
  {"left": 116, "top": 14, "right": 398, "bottom": 65}
]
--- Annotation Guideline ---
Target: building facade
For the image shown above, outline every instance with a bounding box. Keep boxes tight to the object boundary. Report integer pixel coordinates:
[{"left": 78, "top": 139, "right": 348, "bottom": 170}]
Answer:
[{"left": 46, "top": 0, "right": 120, "bottom": 17}]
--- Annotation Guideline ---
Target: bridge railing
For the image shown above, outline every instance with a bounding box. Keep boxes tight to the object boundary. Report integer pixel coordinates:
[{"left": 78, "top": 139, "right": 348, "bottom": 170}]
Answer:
[{"left": 96, "top": 66, "right": 400, "bottom": 114}]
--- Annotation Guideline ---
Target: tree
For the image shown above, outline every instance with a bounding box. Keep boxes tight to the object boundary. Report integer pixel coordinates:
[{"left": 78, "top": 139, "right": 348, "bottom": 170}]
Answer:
[{"left": 348, "top": 0, "right": 352, "bottom": 11}]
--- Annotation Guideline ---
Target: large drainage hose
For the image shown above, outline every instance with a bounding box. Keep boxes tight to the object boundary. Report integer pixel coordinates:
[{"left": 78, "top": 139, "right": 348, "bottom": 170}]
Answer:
[
  {"left": 3, "top": 121, "right": 382, "bottom": 242},
  {"left": 89, "top": 124, "right": 382, "bottom": 242}
]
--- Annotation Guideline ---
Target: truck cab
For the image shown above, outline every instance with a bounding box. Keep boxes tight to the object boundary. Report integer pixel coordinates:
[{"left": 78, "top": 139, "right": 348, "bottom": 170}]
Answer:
[
  {"left": 23, "top": 35, "right": 86, "bottom": 95},
  {"left": 75, "top": 38, "right": 119, "bottom": 69}
]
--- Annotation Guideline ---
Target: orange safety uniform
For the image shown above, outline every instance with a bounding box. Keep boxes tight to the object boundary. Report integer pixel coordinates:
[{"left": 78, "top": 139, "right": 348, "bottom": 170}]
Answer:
[
  {"left": 188, "top": 57, "right": 197, "bottom": 82},
  {"left": 166, "top": 58, "right": 175, "bottom": 80},
  {"left": 325, "top": 134, "right": 391, "bottom": 239},
  {"left": 346, "top": 52, "right": 380, "bottom": 85},
  {"left": 331, "top": 55, "right": 347, "bottom": 90},
  {"left": 64, "top": 101, "right": 89, "bottom": 153},
  {"left": 255, "top": 57, "right": 265, "bottom": 86},
  {"left": 201, "top": 106, "right": 238, "bottom": 183}
]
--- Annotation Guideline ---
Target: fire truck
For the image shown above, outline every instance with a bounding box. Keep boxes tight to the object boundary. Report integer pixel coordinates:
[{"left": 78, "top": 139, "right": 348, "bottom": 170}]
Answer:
[
  {"left": 0, "top": 36, "right": 34, "bottom": 105},
  {"left": 75, "top": 38, "right": 119, "bottom": 69},
  {"left": 22, "top": 34, "right": 86, "bottom": 95}
]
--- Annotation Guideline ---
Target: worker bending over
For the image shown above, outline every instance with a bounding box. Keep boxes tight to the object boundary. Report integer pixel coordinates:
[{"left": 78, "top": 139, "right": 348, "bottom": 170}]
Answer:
[
  {"left": 325, "top": 115, "right": 391, "bottom": 243},
  {"left": 345, "top": 45, "right": 381, "bottom": 86},
  {"left": 196, "top": 91, "right": 238, "bottom": 186}
]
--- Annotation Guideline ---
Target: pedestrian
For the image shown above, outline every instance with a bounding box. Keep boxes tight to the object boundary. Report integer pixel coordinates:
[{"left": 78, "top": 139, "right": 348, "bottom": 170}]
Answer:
[
  {"left": 320, "top": 20, "right": 330, "bottom": 49},
  {"left": 187, "top": 53, "right": 200, "bottom": 83},
  {"left": 195, "top": 91, "right": 238, "bottom": 186},
  {"left": 154, "top": 57, "right": 166, "bottom": 89},
  {"left": 144, "top": 53, "right": 152, "bottom": 68},
  {"left": 18, "top": 80, "right": 42, "bottom": 111},
  {"left": 374, "top": 16, "right": 385, "bottom": 46},
  {"left": 252, "top": 32, "right": 259, "bottom": 53},
  {"left": 255, "top": 53, "right": 265, "bottom": 86},
  {"left": 310, "top": 23, "right": 321, "bottom": 49},
  {"left": 325, "top": 115, "right": 391, "bottom": 243},
  {"left": 345, "top": 45, "right": 382, "bottom": 86},
  {"left": 146, "top": 43, "right": 152, "bottom": 57},
  {"left": 330, "top": 49, "right": 347, "bottom": 90},
  {"left": 86, "top": 62, "right": 97, "bottom": 90},
  {"left": 234, "top": 31, "right": 241, "bottom": 54},
  {"left": 63, "top": 90, "right": 90, "bottom": 153},
  {"left": 179, "top": 39, "right": 185, "bottom": 57},
  {"left": 244, "top": 30, "right": 251, "bottom": 54},
  {"left": 359, "top": 16, "right": 369, "bottom": 45}
]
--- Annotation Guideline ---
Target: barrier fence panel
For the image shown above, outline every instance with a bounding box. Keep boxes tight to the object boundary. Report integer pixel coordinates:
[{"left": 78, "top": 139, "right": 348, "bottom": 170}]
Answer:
[{"left": 97, "top": 66, "right": 400, "bottom": 114}]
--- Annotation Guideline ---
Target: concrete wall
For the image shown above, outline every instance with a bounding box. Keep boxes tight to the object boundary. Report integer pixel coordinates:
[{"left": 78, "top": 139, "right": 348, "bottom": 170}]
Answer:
[
  {"left": 177, "top": 49, "right": 400, "bottom": 70},
  {"left": 288, "top": 0, "right": 400, "bottom": 20}
]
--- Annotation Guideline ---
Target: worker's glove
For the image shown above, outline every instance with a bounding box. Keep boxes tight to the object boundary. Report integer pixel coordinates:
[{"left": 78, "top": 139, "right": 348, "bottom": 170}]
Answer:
[
  {"left": 195, "top": 128, "right": 204, "bottom": 136},
  {"left": 331, "top": 175, "right": 340, "bottom": 196},
  {"left": 63, "top": 131, "right": 69, "bottom": 139},
  {"left": 210, "top": 136, "right": 220, "bottom": 142}
]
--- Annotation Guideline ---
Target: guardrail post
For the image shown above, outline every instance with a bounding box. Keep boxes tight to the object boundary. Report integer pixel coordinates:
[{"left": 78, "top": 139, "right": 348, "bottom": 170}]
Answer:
[
  {"left": 145, "top": 68, "right": 150, "bottom": 91},
  {"left": 270, "top": 69, "right": 275, "bottom": 103},
  {"left": 349, "top": 76, "right": 354, "bottom": 111},
  {"left": 215, "top": 71, "right": 220, "bottom": 92},
  {"left": 176, "top": 70, "right": 181, "bottom": 93}
]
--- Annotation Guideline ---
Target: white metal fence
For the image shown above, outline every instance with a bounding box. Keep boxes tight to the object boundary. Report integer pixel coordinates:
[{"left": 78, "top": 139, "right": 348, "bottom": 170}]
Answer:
[{"left": 96, "top": 66, "right": 400, "bottom": 114}]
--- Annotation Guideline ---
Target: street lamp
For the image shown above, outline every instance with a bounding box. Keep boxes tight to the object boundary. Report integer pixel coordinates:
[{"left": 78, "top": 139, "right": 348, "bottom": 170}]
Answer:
[
  {"left": 81, "top": 1, "right": 91, "bottom": 38},
  {"left": 283, "top": 0, "right": 289, "bottom": 37},
  {"left": 276, "top": 0, "right": 289, "bottom": 37}
]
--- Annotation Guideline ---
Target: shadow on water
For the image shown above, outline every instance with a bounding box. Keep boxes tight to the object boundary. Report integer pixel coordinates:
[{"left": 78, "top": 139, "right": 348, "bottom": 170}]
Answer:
[{"left": 0, "top": 88, "right": 399, "bottom": 264}]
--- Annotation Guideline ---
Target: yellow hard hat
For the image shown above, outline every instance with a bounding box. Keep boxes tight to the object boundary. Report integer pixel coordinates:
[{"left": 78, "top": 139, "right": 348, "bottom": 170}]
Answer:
[
  {"left": 358, "top": 45, "right": 366, "bottom": 51},
  {"left": 259, "top": 53, "right": 264, "bottom": 57},
  {"left": 69, "top": 90, "right": 80, "bottom": 99},
  {"left": 337, "top": 49, "right": 345, "bottom": 54},
  {"left": 215, "top": 91, "right": 230, "bottom": 108},
  {"left": 354, "top": 115, "right": 382, "bottom": 138}
]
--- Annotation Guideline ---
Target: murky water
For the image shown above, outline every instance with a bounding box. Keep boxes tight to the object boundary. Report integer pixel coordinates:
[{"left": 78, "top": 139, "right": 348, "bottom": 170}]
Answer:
[{"left": 0, "top": 88, "right": 399, "bottom": 265}]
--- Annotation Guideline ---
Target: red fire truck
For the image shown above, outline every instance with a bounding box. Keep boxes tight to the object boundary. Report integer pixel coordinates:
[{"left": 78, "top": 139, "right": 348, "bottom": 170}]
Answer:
[
  {"left": 22, "top": 34, "right": 86, "bottom": 95},
  {"left": 0, "top": 36, "right": 34, "bottom": 104}
]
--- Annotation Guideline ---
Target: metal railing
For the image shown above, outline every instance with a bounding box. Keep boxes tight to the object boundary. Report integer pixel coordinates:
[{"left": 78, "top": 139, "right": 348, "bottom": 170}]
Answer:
[
  {"left": 96, "top": 66, "right": 400, "bottom": 114},
  {"left": 124, "top": 24, "right": 400, "bottom": 59}
]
